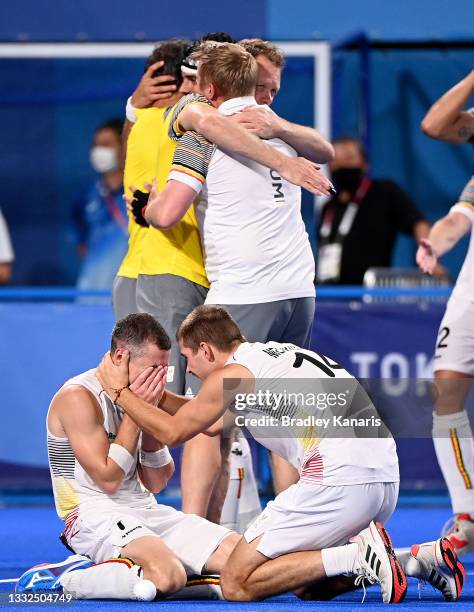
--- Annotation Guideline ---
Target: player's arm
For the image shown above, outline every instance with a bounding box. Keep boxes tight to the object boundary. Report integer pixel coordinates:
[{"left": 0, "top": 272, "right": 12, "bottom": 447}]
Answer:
[
  {"left": 145, "top": 131, "right": 211, "bottom": 229},
  {"left": 129, "top": 365, "right": 175, "bottom": 494},
  {"left": 138, "top": 431, "right": 175, "bottom": 494},
  {"left": 122, "top": 61, "right": 178, "bottom": 146},
  {"left": 233, "top": 106, "right": 335, "bottom": 163},
  {"left": 159, "top": 388, "right": 192, "bottom": 415},
  {"left": 416, "top": 211, "right": 471, "bottom": 275},
  {"left": 145, "top": 180, "right": 196, "bottom": 229},
  {"left": 55, "top": 386, "right": 140, "bottom": 495},
  {"left": 176, "top": 99, "right": 333, "bottom": 195},
  {"left": 116, "top": 369, "right": 230, "bottom": 446},
  {"left": 97, "top": 351, "right": 251, "bottom": 446},
  {"left": 421, "top": 70, "right": 474, "bottom": 144}
]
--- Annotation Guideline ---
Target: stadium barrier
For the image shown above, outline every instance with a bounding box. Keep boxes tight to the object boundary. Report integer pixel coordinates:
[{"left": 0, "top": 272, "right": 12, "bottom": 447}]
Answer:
[{"left": 0, "top": 287, "right": 452, "bottom": 494}]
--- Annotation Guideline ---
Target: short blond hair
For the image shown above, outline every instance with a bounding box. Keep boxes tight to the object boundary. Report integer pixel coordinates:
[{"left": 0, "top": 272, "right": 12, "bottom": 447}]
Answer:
[
  {"left": 177, "top": 305, "right": 245, "bottom": 353},
  {"left": 239, "top": 38, "right": 285, "bottom": 69},
  {"left": 193, "top": 41, "right": 258, "bottom": 98}
]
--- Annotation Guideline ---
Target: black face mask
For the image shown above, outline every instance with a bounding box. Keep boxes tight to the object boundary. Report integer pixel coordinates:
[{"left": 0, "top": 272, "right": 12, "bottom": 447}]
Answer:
[{"left": 331, "top": 167, "right": 364, "bottom": 195}]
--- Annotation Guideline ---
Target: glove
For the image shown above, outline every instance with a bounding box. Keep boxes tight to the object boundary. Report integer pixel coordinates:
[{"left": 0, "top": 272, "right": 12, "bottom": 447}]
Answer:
[{"left": 130, "top": 189, "right": 150, "bottom": 227}]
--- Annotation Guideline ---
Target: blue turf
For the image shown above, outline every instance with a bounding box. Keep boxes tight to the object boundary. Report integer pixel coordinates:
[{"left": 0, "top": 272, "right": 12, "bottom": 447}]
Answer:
[{"left": 1, "top": 499, "right": 474, "bottom": 610}]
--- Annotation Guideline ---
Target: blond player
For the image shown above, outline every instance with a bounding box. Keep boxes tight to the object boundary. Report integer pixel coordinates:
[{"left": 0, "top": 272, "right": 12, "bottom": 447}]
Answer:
[{"left": 97, "top": 305, "right": 466, "bottom": 602}]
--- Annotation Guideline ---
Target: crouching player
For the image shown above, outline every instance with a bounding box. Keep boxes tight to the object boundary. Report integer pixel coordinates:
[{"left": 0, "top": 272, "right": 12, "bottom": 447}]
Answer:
[
  {"left": 97, "top": 305, "right": 465, "bottom": 603},
  {"left": 18, "top": 313, "right": 239, "bottom": 600}
]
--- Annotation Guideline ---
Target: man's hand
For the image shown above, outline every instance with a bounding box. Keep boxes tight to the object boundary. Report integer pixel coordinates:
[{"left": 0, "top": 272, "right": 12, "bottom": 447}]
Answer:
[
  {"left": 96, "top": 351, "right": 130, "bottom": 397},
  {"left": 131, "top": 61, "right": 177, "bottom": 108},
  {"left": 130, "top": 365, "right": 167, "bottom": 407},
  {"left": 416, "top": 239, "right": 438, "bottom": 275},
  {"left": 233, "top": 106, "right": 280, "bottom": 139},
  {"left": 278, "top": 157, "right": 334, "bottom": 196}
]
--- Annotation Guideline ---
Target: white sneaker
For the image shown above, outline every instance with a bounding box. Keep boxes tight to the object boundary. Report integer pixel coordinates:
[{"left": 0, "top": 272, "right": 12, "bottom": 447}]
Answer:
[
  {"left": 352, "top": 521, "right": 407, "bottom": 604},
  {"left": 442, "top": 513, "right": 474, "bottom": 557},
  {"left": 406, "top": 537, "right": 465, "bottom": 601}
]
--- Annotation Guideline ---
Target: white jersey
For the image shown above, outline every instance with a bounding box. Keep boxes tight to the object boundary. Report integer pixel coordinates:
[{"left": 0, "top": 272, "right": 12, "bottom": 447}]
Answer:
[
  {"left": 226, "top": 342, "right": 399, "bottom": 486},
  {"left": 449, "top": 176, "right": 474, "bottom": 302},
  {"left": 46, "top": 369, "right": 154, "bottom": 520},
  {"left": 168, "top": 94, "right": 315, "bottom": 305}
]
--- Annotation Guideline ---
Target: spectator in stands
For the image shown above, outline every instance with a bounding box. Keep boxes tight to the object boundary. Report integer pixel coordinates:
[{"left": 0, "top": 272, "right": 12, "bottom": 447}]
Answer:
[
  {"left": 0, "top": 207, "right": 14, "bottom": 284},
  {"left": 75, "top": 118, "right": 126, "bottom": 292},
  {"left": 316, "top": 137, "right": 430, "bottom": 285}
]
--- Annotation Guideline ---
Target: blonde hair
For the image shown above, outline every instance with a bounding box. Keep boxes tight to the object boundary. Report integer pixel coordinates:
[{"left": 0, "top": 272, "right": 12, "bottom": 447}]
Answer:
[
  {"left": 177, "top": 305, "right": 245, "bottom": 353},
  {"left": 193, "top": 41, "right": 258, "bottom": 98},
  {"left": 239, "top": 38, "right": 285, "bottom": 69}
]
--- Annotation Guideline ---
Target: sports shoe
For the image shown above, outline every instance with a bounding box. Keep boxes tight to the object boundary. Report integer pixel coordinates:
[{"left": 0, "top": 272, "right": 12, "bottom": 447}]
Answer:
[
  {"left": 15, "top": 555, "right": 92, "bottom": 593},
  {"left": 442, "top": 513, "right": 474, "bottom": 557},
  {"left": 352, "top": 521, "right": 407, "bottom": 604},
  {"left": 406, "top": 537, "right": 465, "bottom": 601}
]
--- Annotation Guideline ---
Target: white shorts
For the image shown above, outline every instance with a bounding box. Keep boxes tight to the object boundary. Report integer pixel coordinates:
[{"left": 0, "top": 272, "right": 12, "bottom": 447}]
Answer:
[
  {"left": 244, "top": 480, "right": 399, "bottom": 559},
  {"left": 434, "top": 296, "right": 474, "bottom": 375},
  {"left": 66, "top": 502, "right": 231, "bottom": 574}
]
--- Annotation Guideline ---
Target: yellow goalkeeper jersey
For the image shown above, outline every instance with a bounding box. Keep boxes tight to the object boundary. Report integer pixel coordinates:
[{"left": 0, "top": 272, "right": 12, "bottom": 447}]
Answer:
[
  {"left": 117, "top": 107, "right": 164, "bottom": 279},
  {"left": 138, "top": 103, "right": 209, "bottom": 288}
]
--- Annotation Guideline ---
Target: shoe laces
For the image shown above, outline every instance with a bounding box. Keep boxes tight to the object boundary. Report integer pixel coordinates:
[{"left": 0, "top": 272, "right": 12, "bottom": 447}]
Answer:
[{"left": 354, "top": 571, "right": 376, "bottom": 604}]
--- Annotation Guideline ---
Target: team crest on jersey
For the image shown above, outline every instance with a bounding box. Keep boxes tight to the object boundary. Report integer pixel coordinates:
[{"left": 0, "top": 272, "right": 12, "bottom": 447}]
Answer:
[{"left": 166, "top": 366, "right": 174, "bottom": 382}]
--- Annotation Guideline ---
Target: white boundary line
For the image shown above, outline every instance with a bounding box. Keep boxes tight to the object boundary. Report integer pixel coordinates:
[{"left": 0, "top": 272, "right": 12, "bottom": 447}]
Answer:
[{"left": 0, "top": 41, "right": 331, "bottom": 212}]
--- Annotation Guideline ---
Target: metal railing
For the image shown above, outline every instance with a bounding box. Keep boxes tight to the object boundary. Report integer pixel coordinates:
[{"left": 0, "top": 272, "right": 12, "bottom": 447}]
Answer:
[{"left": 0, "top": 285, "right": 453, "bottom": 302}]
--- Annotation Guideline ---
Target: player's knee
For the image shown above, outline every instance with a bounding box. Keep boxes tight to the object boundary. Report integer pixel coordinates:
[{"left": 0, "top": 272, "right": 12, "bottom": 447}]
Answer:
[
  {"left": 145, "top": 559, "right": 187, "bottom": 595},
  {"left": 220, "top": 566, "right": 253, "bottom": 601}
]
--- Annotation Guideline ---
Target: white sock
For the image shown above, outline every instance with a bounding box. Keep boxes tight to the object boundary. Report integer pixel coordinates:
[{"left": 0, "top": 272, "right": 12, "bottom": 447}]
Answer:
[
  {"left": 220, "top": 437, "right": 262, "bottom": 533},
  {"left": 433, "top": 410, "right": 474, "bottom": 514},
  {"left": 220, "top": 441, "right": 245, "bottom": 531},
  {"left": 236, "top": 436, "right": 262, "bottom": 532},
  {"left": 394, "top": 547, "right": 413, "bottom": 573},
  {"left": 60, "top": 558, "right": 154, "bottom": 600},
  {"left": 321, "top": 543, "right": 358, "bottom": 578}
]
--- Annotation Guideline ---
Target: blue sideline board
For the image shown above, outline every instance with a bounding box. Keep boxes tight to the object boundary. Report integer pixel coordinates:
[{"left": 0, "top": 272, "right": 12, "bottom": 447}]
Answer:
[{"left": 0, "top": 301, "right": 448, "bottom": 491}]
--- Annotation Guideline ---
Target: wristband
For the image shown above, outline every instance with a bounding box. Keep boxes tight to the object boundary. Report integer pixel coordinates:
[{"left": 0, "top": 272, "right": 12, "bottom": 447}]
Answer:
[
  {"left": 111, "top": 385, "right": 129, "bottom": 404},
  {"left": 126, "top": 96, "right": 138, "bottom": 123},
  {"left": 140, "top": 446, "right": 172, "bottom": 468},
  {"left": 108, "top": 443, "right": 135, "bottom": 475}
]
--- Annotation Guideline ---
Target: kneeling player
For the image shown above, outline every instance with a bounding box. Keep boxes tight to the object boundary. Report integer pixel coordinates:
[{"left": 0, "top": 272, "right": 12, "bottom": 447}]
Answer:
[
  {"left": 97, "top": 305, "right": 465, "bottom": 602},
  {"left": 40, "top": 313, "right": 239, "bottom": 600}
]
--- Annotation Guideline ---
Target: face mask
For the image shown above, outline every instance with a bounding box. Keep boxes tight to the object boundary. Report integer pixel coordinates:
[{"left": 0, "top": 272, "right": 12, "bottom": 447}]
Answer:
[
  {"left": 90, "top": 146, "right": 119, "bottom": 174},
  {"left": 331, "top": 167, "right": 364, "bottom": 195}
]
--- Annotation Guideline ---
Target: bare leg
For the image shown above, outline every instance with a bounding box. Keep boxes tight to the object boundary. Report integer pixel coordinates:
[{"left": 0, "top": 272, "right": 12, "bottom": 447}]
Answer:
[
  {"left": 181, "top": 434, "right": 222, "bottom": 516},
  {"left": 294, "top": 575, "right": 360, "bottom": 600},
  {"left": 207, "top": 436, "right": 233, "bottom": 523},
  {"left": 433, "top": 370, "right": 472, "bottom": 416},
  {"left": 220, "top": 535, "right": 327, "bottom": 601},
  {"left": 121, "top": 536, "right": 187, "bottom": 595},
  {"left": 270, "top": 452, "right": 299, "bottom": 494},
  {"left": 204, "top": 532, "right": 241, "bottom": 574}
]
